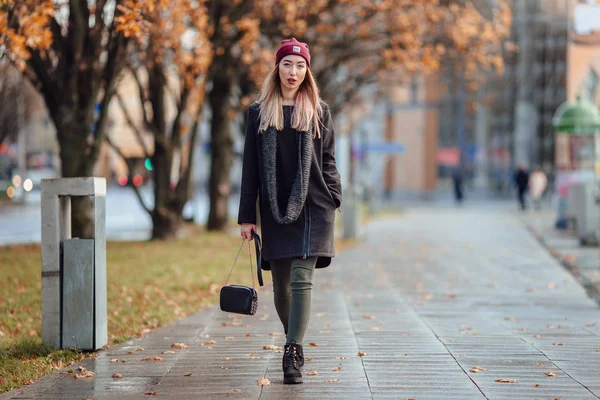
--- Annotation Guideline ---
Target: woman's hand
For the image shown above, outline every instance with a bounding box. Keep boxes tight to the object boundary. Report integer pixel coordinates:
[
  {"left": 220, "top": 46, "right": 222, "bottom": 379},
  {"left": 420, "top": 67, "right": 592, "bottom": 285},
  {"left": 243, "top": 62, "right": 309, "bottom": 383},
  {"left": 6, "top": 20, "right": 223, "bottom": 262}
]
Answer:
[{"left": 240, "top": 223, "right": 256, "bottom": 240}]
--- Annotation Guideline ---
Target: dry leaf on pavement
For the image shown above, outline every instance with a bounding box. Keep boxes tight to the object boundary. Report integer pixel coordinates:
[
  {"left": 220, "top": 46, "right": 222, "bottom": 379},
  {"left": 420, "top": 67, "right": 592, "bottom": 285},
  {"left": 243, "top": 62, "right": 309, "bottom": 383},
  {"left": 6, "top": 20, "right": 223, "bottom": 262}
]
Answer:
[
  {"left": 225, "top": 337, "right": 235, "bottom": 341},
  {"left": 495, "top": 379, "right": 517, "bottom": 383},
  {"left": 201, "top": 340, "right": 216, "bottom": 346},
  {"left": 184, "top": 373, "right": 192, "bottom": 377},
  {"left": 161, "top": 351, "right": 175, "bottom": 354},
  {"left": 263, "top": 344, "right": 280, "bottom": 350},
  {"left": 316, "top": 312, "right": 328, "bottom": 317},
  {"left": 545, "top": 372, "right": 557, "bottom": 377},
  {"left": 332, "top": 365, "right": 343, "bottom": 372},
  {"left": 144, "top": 392, "right": 157, "bottom": 396},
  {"left": 534, "top": 383, "right": 540, "bottom": 387},
  {"left": 358, "top": 352, "right": 367, "bottom": 357},
  {"left": 171, "top": 343, "right": 188, "bottom": 349},
  {"left": 308, "top": 370, "right": 318, "bottom": 376},
  {"left": 143, "top": 357, "right": 164, "bottom": 361},
  {"left": 135, "top": 347, "right": 145, "bottom": 351},
  {"left": 362, "top": 314, "right": 375, "bottom": 319},
  {"left": 305, "top": 356, "right": 313, "bottom": 362},
  {"left": 471, "top": 366, "right": 486, "bottom": 373},
  {"left": 309, "top": 342, "right": 318, "bottom": 347},
  {"left": 256, "top": 378, "right": 271, "bottom": 386},
  {"left": 325, "top": 378, "right": 340, "bottom": 383},
  {"left": 552, "top": 343, "right": 563, "bottom": 346},
  {"left": 112, "top": 373, "right": 122, "bottom": 379}
]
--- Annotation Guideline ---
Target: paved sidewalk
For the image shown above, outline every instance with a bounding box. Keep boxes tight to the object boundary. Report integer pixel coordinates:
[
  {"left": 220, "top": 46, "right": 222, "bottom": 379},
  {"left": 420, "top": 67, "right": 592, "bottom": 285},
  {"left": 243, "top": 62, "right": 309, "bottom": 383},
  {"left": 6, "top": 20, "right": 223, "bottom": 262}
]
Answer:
[
  {"left": 3, "top": 206, "right": 600, "bottom": 399},
  {"left": 524, "top": 210, "right": 600, "bottom": 305}
]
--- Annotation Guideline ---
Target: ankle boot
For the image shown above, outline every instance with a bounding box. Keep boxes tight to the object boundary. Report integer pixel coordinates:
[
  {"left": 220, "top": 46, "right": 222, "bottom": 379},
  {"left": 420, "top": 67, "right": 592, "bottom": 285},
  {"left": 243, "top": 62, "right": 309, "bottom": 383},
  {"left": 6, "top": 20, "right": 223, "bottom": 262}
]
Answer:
[
  {"left": 282, "top": 344, "right": 303, "bottom": 384},
  {"left": 282, "top": 329, "right": 304, "bottom": 366}
]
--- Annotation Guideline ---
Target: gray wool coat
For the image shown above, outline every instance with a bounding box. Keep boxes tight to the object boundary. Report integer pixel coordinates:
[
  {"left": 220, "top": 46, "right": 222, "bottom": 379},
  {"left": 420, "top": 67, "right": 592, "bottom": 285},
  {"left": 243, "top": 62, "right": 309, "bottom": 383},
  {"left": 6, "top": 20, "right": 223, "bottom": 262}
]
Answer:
[{"left": 237, "top": 102, "right": 342, "bottom": 269}]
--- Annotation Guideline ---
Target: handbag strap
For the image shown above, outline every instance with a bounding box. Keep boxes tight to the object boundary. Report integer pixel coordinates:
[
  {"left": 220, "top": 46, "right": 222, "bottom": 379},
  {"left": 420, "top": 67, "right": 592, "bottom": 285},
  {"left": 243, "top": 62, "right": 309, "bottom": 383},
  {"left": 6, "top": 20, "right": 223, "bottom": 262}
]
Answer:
[
  {"left": 252, "top": 231, "right": 264, "bottom": 287},
  {"left": 223, "top": 233, "right": 264, "bottom": 288}
]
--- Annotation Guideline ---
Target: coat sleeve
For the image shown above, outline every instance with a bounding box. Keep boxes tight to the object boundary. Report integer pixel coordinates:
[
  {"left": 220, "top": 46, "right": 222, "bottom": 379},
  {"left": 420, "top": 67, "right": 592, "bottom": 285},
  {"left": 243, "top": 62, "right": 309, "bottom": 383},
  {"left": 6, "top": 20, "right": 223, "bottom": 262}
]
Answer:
[
  {"left": 237, "top": 106, "right": 259, "bottom": 225},
  {"left": 322, "top": 106, "right": 342, "bottom": 208}
]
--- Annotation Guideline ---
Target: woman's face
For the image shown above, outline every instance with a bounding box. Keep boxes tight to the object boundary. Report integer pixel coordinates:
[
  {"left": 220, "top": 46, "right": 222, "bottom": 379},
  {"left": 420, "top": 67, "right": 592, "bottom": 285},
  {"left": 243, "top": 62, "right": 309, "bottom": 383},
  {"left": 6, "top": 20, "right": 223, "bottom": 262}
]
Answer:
[{"left": 278, "top": 55, "right": 307, "bottom": 92}]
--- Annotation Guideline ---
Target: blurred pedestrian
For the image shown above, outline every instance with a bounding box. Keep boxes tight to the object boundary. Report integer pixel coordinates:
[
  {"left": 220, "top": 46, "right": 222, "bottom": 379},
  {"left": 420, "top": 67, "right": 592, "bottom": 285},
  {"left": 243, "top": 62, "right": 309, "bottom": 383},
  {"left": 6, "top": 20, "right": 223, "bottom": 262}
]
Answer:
[
  {"left": 452, "top": 165, "right": 465, "bottom": 204},
  {"left": 513, "top": 164, "right": 529, "bottom": 211},
  {"left": 529, "top": 165, "right": 547, "bottom": 210},
  {"left": 238, "top": 38, "right": 342, "bottom": 385}
]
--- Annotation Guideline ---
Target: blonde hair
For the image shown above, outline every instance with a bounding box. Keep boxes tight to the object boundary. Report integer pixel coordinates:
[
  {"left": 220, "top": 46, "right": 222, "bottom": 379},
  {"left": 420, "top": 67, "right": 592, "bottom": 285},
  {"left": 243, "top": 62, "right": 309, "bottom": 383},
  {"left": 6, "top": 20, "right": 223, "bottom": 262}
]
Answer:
[{"left": 257, "top": 63, "right": 323, "bottom": 138}]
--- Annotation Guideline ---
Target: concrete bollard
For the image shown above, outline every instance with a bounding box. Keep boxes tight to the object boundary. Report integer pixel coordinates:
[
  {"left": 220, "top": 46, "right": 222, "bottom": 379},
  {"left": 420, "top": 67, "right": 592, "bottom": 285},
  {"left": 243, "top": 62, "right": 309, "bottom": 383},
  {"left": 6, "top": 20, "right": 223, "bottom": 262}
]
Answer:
[{"left": 41, "top": 178, "right": 107, "bottom": 350}]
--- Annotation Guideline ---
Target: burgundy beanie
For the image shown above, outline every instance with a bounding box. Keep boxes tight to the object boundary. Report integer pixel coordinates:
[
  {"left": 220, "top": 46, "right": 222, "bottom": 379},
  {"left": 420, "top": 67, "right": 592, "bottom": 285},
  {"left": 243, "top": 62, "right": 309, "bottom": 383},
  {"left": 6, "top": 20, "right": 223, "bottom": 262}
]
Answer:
[{"left": 275, "top": 38, "right": 311, "bottom": 68}]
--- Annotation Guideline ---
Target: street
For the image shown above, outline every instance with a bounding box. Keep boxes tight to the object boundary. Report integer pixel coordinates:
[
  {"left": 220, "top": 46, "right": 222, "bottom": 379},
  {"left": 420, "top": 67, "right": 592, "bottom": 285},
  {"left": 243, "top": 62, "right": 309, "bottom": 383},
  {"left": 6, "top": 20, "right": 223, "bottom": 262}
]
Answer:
[{"left": 0, "top": 186, "right": 240, "bottom": 245}]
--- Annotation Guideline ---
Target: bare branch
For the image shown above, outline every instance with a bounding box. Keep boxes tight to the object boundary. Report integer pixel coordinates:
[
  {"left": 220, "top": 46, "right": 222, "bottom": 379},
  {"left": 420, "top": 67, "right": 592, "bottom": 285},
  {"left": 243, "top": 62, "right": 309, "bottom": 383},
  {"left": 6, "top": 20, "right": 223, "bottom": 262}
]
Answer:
[
  {"left": 130, "top": 67, "right": 151, "bottom": 128},
  {"left": 104, "top": 135, "right": 153, "bottom": 216},
  {"left": 116, "top": 91, "right": 152, "bottom": 159}
]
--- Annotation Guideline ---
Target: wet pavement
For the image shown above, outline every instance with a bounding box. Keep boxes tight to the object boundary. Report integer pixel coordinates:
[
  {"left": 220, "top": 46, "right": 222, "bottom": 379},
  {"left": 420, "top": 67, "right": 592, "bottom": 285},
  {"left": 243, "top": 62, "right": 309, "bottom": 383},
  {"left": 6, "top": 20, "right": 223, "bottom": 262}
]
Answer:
[{"left": 2, "top": 205, "right": 600, "bottom": 399}]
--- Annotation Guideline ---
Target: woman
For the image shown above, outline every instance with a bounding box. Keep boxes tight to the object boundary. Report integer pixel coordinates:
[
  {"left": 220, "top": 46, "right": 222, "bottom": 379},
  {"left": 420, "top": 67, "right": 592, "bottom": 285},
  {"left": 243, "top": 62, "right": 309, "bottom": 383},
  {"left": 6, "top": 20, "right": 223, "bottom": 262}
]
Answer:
[{"left": 237, "top": 38, "right": 342, "bottom": 385}]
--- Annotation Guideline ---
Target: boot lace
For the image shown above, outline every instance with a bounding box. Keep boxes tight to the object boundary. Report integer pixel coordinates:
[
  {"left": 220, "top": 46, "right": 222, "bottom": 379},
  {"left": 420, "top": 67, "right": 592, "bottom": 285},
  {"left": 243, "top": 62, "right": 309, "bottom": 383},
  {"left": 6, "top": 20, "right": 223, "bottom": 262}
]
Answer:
[{"left": 283, "top": 346, "right": 299, "bottom": 369}]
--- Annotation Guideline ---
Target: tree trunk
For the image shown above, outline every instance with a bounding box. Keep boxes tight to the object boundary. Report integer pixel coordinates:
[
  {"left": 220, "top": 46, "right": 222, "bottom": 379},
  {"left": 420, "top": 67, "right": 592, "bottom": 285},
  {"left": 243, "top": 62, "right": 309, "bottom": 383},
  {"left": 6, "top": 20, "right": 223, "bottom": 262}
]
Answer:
[
  {"left": 207, "top": 63, "right": 234, "bottom": 231},
  {"left": 55, "top": 107, "right": 96, "bottom": 239},
  {"left": 151, "top": 208, "right": 181, "bottom": 240}
]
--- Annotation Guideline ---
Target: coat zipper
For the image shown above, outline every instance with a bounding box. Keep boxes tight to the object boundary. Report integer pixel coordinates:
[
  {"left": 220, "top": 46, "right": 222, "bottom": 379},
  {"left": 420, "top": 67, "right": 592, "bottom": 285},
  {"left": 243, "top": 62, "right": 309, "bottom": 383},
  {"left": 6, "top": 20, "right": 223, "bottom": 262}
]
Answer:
[{"left": 303, "top": 201, "right": 311, "bottom": 259}]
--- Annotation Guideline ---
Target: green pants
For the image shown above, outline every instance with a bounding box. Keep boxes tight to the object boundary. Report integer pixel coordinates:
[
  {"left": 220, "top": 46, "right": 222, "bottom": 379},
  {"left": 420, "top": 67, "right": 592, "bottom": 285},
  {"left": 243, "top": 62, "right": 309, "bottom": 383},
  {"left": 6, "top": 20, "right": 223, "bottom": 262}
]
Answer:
[{"left": 270, "top": 257, "right": 317, "bottom": 345}]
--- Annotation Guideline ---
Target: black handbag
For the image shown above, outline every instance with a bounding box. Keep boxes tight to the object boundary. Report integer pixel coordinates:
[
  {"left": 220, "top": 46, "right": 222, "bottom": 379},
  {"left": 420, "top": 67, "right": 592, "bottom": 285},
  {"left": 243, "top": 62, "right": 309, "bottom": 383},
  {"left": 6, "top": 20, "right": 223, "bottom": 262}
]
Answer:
[{"left": 219, "top": 231, "right": 264, "bottom": 315}]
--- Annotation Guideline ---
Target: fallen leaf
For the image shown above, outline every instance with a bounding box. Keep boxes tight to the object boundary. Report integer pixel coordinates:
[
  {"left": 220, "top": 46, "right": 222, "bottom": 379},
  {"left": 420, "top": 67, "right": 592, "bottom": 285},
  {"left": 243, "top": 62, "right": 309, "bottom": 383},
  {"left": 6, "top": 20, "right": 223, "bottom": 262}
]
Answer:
[
  {"left": 325, "top": 378, "right": 340, "bottom": 383},
  {"left": 230, "top": 389, "right": 241, "bottom": 392},
  {"left": 201, "top": 340, "right": 216, "bottom": 346},
  {"left": 245, "top": 334, "right": 252, "bottom": 337},
  {"left": 250, "top": 356, "right": 264, "bottom": 360},
  {"left": 221, "top": 322, "right": 227, "bottom": 327},
  {"left": 545, "top": 372, "right": 557, "bottom": 377},
  {"left": 533, "top": 334, "right": 543, "bottom": 338},
  {"left": 546, "top": 283, "right": 556, "bottom": 289},
  {"left": 471, "top": 366, "right": 486, "bottom": 373},
  {"left": 332, "top": 365, "right": 343, "bottom": 371},
  {"left": 135, "top": 347, "right": 145, "bottom": 351},
  {"left": 144, "top": 392, "right": 157, "bottom": 396},
  {"left": 337, "top": 356, "right": 352, "bottom": 360},
  {"left": 596, "top": 348, "right": 600, "bottom": 352},
  {"left": 23, "top": 380, "right": 34, "bottom": 385},
  {"left": 184, "top": 373, "right": 192, "bottom": 377},
  {"left": 161, "top": 351, "right": 176, "bottom": 354},
  {"left": 308, "top": 370, "right": 318, "bottom": 376},
  {"left": 127, "top": 351, "right": 134, "bottom": 355},
  {"left": 171, "top": 343, "right": 188, "bottom": 349},
  {"left": 269, "top": 332, "right": 282, "bottom": 337},
  {"left": 547, "top": 324, "right": 555, "bottom": 329},
  {"left": 142, "top": 357, "right": 164, "bottom": 361},
  {"left": 369, "top": 327, "right": 380, "bottom": 331},
  {"left": 305, "top": 356, "right": 313, "bottom": 361},
  {"left": 552, "top": 343, "right": 563, "bottom": 346},
  {"left": 363, "top": 314, "right": 375, "bottom": 319},
  {"left": 534, "top": 383, "right": 540, "bottom": 387},
  {"left": 263, "top": 344, "right": 280, "bottom": 350},
  {"left": 224, "top": 357, "right": 232, "bottom": 360},
  {"left": 309, "top": 342, "right": 318, "bottom": 347},
  {"left": 110, "top": 358, "right": 124, "bottom": 362},
  {"left": 358, "top": 352, "right": 367, "bottom": 357},
  {"left": 256, "top": 378, "right": 271, "bottom": 386},
  {"left": 316, "top": 312, "right": 328, "bottom": 317},
  {"left": 112, "top": 373, "right": 122, "bottom": 379},
  {"left": 73, "top": 366, "right": 94, "bottom": 379},
  {"left": 495, "top": 379, "right": 517, "bottom": 383},
  {"left": 225, "top": 337, "right": 235, "bottom": 341}
]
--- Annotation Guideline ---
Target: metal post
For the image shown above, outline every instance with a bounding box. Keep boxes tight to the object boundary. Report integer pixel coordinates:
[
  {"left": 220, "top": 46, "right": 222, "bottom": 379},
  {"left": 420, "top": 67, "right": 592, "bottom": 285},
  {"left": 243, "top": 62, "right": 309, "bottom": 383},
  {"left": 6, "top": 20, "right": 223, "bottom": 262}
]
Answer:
[{"left": 41, "top": 178, "right": 107, "bottom": 350}]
